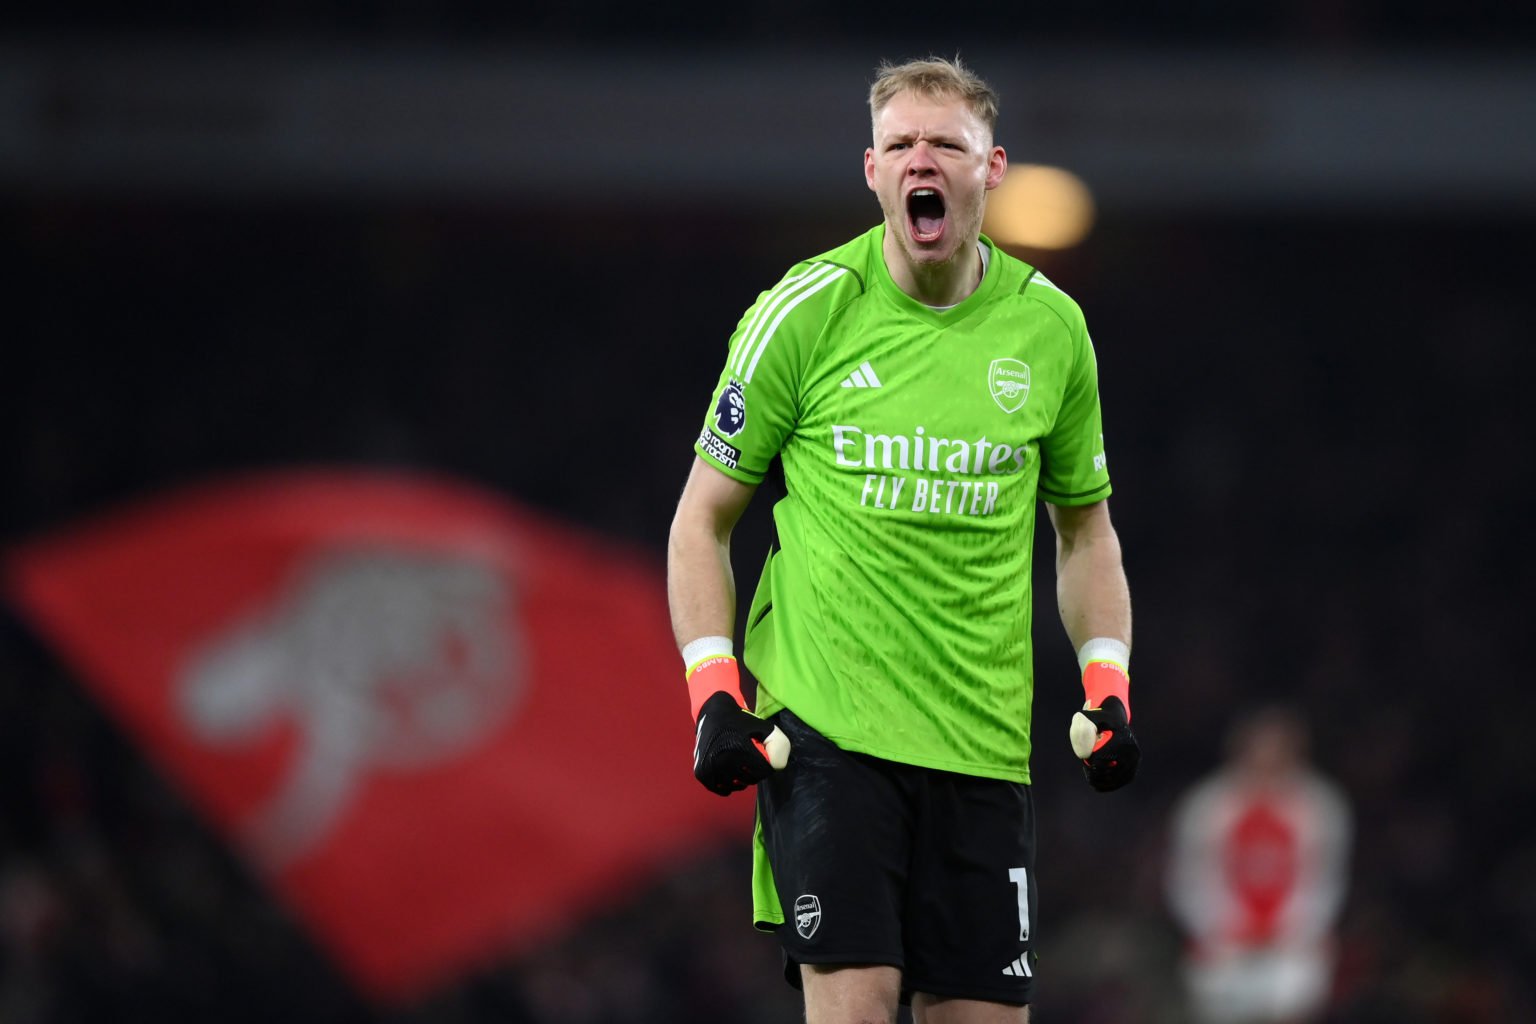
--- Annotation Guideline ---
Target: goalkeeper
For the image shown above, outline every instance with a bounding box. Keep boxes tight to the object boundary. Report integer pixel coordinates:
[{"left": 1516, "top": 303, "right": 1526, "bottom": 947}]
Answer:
[{"left": 667, "top": 55, "right": 1138, "bottom": 1024}]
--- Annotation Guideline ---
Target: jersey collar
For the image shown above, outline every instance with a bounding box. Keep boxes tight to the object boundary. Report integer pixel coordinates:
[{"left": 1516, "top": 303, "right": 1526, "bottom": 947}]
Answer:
[{"left": 874, "top": 226, "right": 1003, "bottom": 328}]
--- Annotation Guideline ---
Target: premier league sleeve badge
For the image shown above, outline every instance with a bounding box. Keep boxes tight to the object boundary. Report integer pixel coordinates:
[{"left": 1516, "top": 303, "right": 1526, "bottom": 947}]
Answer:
[{"left": 714, "top": 379, "right": 747, "bottom": 437}]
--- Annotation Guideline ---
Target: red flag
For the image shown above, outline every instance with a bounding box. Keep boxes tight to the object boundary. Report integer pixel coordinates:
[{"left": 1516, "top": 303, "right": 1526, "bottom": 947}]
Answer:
[{"left": 5, "top": 471, "right": 749, "bottom": 1001}]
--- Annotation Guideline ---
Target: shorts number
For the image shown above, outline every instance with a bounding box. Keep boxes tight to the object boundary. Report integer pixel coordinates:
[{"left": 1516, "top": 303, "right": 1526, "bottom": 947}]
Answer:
[{"left": 1008, "top": 867, "right": 1030, "bottom": 941}]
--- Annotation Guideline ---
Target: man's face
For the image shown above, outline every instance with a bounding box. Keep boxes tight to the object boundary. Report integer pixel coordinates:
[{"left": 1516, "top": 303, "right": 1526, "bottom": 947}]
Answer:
[{"left": 865, "top": 90, "right": 1007, "bottom": 272}]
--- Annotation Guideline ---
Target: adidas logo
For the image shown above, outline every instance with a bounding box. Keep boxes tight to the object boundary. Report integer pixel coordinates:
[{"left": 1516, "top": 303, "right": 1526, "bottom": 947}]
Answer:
[
  {"left": 839, "top": 360, "right": 883, "bottom": 388},
  {"left": 1001, "top": 953, "right": 1032, "bottom": 977}
]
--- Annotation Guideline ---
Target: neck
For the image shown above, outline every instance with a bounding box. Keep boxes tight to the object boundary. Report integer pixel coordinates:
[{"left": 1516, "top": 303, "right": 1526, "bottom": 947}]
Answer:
[{"left": 884, "top": 230, "right": 982, "bottom": 307}]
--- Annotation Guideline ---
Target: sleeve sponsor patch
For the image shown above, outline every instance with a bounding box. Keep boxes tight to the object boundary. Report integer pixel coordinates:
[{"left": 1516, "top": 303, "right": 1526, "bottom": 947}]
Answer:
[{"left": 697, "top": 428, "right": 741, "bottom": 470}]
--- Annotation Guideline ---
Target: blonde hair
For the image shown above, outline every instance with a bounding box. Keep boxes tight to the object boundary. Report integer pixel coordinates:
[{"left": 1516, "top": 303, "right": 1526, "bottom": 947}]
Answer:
[{"left": 868, "top": 56, "right": 999, "bottom": 135}]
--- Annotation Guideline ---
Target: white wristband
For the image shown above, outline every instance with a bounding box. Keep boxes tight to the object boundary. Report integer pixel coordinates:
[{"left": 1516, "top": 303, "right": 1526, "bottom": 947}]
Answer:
[
  {"left": 681, "top": 635, "right": 734, "bottom": 669},
  {"left": 1076, "top": 637, "right": 1130, "bottom": 674}
]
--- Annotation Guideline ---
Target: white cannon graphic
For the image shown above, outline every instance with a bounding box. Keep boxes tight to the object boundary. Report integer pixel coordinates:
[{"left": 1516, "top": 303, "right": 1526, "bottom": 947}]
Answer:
[
  {"left": 178, "top": 547, "right": 522, "bottom": 867},
  {"left": 988, "top": 358, "right": 1032, "bottom": 413}
]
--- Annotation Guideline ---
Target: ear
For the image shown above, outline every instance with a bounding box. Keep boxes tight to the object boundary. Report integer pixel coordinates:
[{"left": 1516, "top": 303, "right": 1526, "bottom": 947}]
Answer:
[
  {"left": 864, "top": 147, "right": 877, "bottom": 192},
  {"left": 985, "top": 146, "right": 1008, "bottom": 191}
]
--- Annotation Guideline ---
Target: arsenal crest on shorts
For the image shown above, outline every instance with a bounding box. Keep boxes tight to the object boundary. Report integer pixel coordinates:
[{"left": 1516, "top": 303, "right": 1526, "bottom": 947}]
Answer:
[
  {"left": 988, "top": 358, "right": 1031, "bottom": 414},
  {"left": 794, "top": 894, "right": 822, "bottom": 939}
]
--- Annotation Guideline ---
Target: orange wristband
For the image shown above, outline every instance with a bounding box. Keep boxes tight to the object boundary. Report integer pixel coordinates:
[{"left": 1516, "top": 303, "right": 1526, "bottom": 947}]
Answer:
[
  {"left": 686, "top": 655, "right": 746, "bottom": 720},
  {"left": 1082, "top": 660, "right": 1131, "bottom": 720}
]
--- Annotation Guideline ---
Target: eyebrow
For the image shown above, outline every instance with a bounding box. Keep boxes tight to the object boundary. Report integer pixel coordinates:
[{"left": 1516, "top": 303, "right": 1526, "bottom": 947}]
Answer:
[{"left": 885, "top": 130, "right": 966, "bottom": 147}]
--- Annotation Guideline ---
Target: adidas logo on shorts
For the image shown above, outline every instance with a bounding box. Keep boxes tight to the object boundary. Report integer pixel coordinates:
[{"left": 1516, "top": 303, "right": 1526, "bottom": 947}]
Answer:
[{"left": 1001, "top": 953, "right": 1032, "bottom": 977}]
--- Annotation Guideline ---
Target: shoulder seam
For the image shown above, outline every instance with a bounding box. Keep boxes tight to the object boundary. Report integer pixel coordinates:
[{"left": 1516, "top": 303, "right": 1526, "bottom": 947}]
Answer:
[
  {"left": 1027, "top": 271, "right": 1067, "bottom": 296},
  {"left": 1019, "top": 273, "right": 1079, "bottom": 336},
  {"left": 818, "top": 258, "right": 866, "bottom": 294}
]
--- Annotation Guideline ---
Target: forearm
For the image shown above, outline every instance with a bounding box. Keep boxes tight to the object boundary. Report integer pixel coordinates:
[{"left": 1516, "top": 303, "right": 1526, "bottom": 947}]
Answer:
[
  {"left": 666, "top": 512, "right": 738, "bottom": 650},
  {"left": 1054, "top": 512, "right": 1131, "bottom": 653},
  {"left": 667, "top": 458, "right": 755, "bottom": 651},
  {"left": 668, "top": 464, "right": 782, "bottom": 791},
  {"left": 1051, "top": 499, "right": 1139, "bottom": 788}
]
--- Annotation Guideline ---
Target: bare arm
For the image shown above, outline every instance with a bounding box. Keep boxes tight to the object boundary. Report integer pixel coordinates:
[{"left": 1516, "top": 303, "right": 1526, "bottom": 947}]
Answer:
[
  {"left": 667, "top": 456, "right": 758, "bottom": 651},
  {"left": 1048, "top": 499, "right": 1131, "bottom": 653}
]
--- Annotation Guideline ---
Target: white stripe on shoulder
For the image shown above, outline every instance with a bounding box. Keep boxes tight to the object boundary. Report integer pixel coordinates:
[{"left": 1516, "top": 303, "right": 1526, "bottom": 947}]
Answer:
[
  {"left": 742, "top": 263, "right": 848, "bottom": 383},
  {"left": 726, "top": 267, "right": 818, "bottom": 376},
  {"left": 729, "top": 265, "right": 831, "bottom": 377},
  {"left": 1030, "top": 272, "right": 1064, "bottom": 294}
]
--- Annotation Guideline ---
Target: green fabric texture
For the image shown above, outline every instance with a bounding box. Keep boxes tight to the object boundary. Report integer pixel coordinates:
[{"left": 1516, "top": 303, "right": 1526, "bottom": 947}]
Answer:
[
  {"left": 698, "top": 225, "right": 1113, "bottom": 931},
  {"left": 697, "top": 225, "right": 1111, "bottom": 783}
]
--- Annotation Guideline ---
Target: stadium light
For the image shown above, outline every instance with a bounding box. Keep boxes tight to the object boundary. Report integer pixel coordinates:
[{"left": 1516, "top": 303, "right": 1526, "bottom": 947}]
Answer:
[{"left": 983, "top": 164, "right": 1096, "bottom": 250}]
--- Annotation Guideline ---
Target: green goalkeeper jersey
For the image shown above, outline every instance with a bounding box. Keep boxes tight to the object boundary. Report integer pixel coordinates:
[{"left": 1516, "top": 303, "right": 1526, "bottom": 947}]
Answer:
[{"left": 694, "top": 225, "right": 1111, "bottom": 784}]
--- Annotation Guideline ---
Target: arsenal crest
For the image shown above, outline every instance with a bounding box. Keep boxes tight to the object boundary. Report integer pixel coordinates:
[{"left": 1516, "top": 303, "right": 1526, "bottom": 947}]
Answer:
[
  {"left": 794, "top": 894, "right": 822, "bottom": 939},
  {"left": 988, "top": 359, "right": 1031, "bottom": 414}
]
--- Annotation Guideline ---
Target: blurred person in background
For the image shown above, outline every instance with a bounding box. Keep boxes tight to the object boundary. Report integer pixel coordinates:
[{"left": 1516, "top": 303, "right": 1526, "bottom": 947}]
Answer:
[
  {"left": 668, "top": 55, "right": 1138, "bottom": 1024},
  {"left": 1165, "top": 707, "right": 1352, "bottom": 1024}
]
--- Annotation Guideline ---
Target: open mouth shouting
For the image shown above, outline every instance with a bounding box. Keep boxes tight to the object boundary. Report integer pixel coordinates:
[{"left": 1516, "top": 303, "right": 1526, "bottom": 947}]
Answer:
[{"left": 906, "top": 187, "right": 947, "bottom": 245}]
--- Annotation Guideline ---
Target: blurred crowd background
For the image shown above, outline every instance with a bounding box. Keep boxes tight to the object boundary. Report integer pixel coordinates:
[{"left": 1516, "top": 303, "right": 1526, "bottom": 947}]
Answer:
[{"left": 4, "top": 4, "right": 1536, "bottom": 1022}]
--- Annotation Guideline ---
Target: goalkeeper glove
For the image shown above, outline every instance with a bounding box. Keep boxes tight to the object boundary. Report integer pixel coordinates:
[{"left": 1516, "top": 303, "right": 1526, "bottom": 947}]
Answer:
[
  {"left": 686, "top": 651, "right": 778, "bottom": 796},
  {"left": 1069, "top": 650, "right": 1140, "bottom": 792}
]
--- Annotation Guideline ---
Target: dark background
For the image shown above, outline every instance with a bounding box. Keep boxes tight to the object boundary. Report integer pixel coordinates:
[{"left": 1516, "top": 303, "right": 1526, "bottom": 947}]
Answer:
[{"left": 4, "top": 5, "right": 1535, "bottom": 1022}]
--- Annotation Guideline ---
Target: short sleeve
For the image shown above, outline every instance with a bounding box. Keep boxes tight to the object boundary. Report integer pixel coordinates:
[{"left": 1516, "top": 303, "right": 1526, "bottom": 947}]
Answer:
[
  {"left": 694, "top": 262, "right": 844, "bottom": 483},
  {"left": 1037, "top": 322, "right": 1112, "bottom": 506}
]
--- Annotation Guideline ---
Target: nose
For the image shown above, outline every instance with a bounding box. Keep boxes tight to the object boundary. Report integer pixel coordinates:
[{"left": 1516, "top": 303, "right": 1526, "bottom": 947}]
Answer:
[{"left": 907, "top": 140, "right": 939, "bottom": 173}]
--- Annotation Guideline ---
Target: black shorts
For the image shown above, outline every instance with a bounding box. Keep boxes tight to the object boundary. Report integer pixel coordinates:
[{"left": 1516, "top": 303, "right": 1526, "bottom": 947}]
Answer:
[{"left": 755, "top": 709, "right": 1039, "bottom": 1006}]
